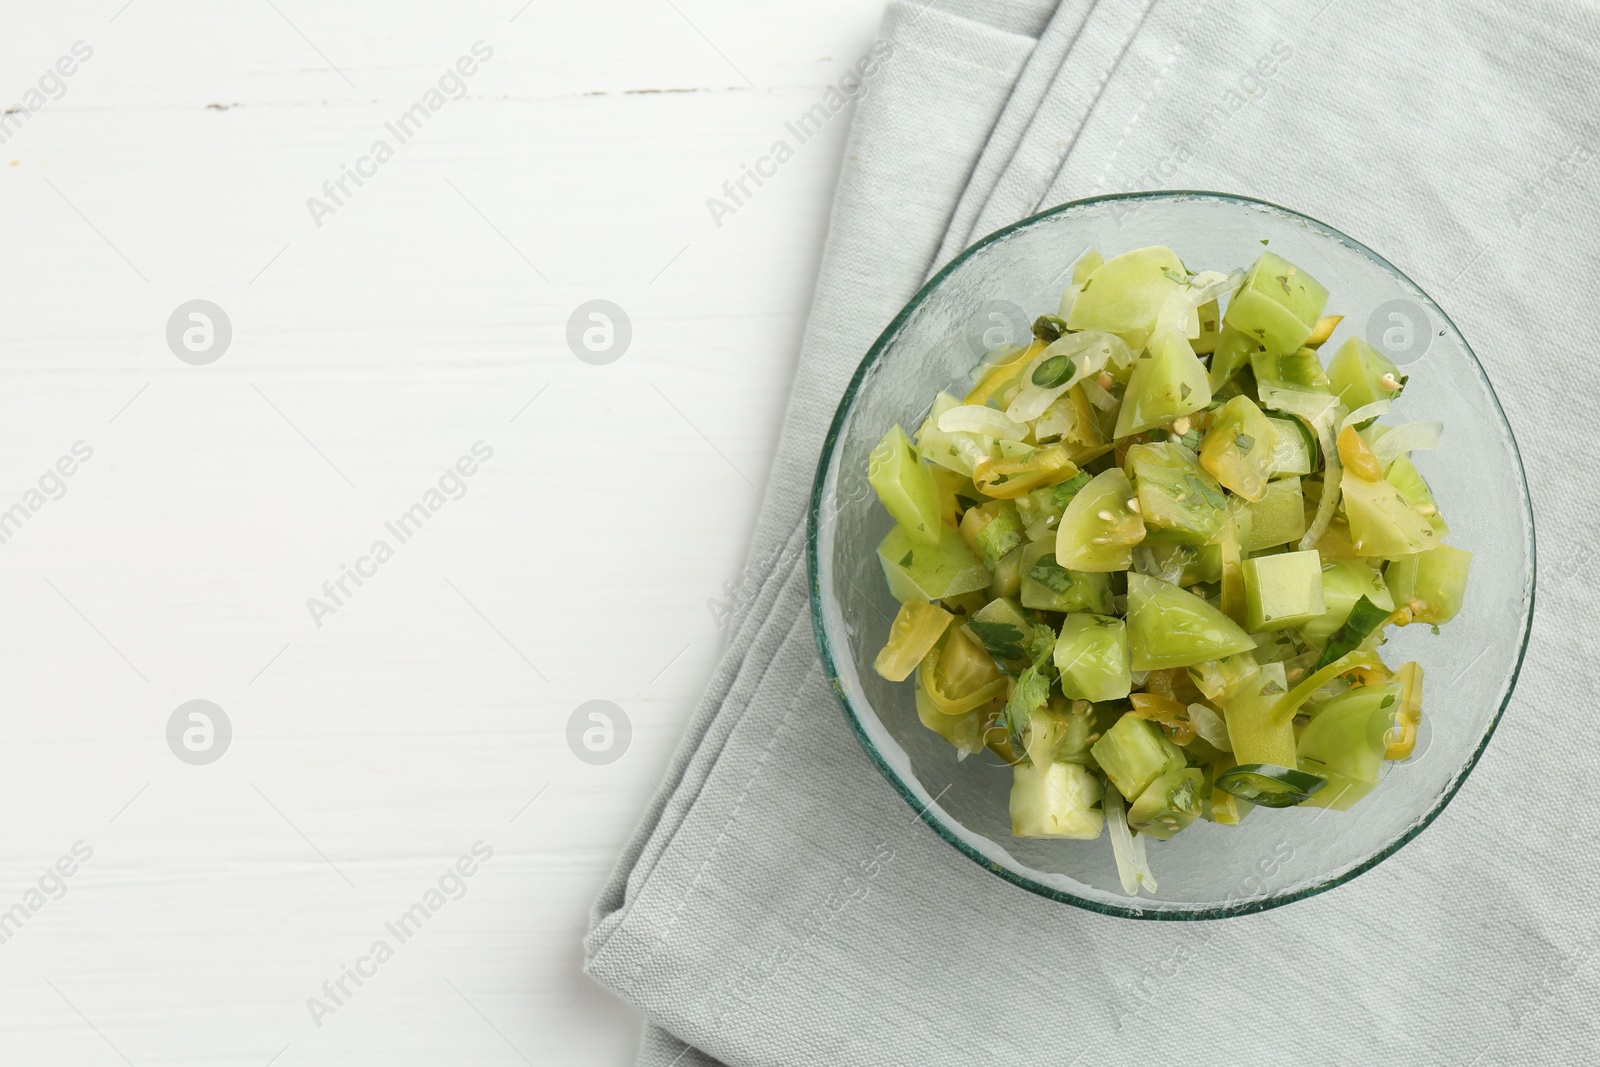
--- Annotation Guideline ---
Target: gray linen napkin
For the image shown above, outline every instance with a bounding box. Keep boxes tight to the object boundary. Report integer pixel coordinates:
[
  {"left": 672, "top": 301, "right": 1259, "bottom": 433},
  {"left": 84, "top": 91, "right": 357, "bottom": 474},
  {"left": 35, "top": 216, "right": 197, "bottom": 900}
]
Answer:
[{"left": 587, "top": 2, "right": 1600, "bottom": 1065}]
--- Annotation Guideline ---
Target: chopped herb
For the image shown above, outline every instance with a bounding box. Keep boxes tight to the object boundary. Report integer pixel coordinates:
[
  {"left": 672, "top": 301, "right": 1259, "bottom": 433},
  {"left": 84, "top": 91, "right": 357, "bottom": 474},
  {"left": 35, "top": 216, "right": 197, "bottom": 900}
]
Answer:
[
  {"left": 995, "top": 624, "right": 1057, "bottom": 751},
  {"left": 899, "top": 551, "right": 914, "bottom": 567},
  {"left": 1183, "top": 474, "right": 1228, "bottom": 510},
  {"left": 1031, "top": 315, "right": 1069, "bottom": 343},
  {"left": 1080, "top": 278, "right": 1093, "bottom": 291},
  {"left": 968, "top": 620, "right": 1025, "bottom": 662},
  {"left": 1260, "top": 238, "right": 1269, "bottom": 245},
  {"left": 1051, "top": 471, "right": 1092, "bottom": 508},
  {"left": 1234, "top": 432, "right": 1256, "bottom": 452},
  {"left": 955, "top": 495, "right": 981, "bottom": 511},
  {"left": 1028, "top": 556, "right": 1077, "bottom": 596},
  {"left": 1379, "top": 695, "right": 1395, "bottom": 709},
  {"left": 1179, "top": 383, "right": 1192, "bottom": 401},
  {"left": 1430, "top": 624, "right": 1441, "bottom": 636},
  {"left": 1032, "top": 354, "right": 1076, "bottom": 388},
  {"left": 1277, "top": 274, "right": 1292, "bottom": 294},
  {"left": 1161, "top": 266, "right": 1189, "bottom": 285}
]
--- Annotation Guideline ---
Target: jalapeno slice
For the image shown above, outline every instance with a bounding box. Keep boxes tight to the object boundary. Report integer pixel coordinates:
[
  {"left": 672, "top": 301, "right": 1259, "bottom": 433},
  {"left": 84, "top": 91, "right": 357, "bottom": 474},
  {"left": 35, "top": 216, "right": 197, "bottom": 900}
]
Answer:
[{"left": 1213, "top": 763, "right": 1326, "bottom": 807}]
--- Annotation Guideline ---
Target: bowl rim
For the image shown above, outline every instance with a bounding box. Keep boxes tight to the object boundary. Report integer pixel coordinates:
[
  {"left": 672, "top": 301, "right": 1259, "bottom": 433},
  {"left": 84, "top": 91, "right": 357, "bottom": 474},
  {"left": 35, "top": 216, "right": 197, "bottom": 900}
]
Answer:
[{"left": 806, "top": 189, "right": 1536, "bottom": 920}]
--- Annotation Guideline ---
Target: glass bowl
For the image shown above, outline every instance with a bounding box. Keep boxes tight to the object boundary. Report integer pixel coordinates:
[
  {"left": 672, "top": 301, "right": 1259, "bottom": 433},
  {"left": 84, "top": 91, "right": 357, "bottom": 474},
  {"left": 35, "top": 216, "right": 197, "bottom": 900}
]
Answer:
[{"left": 807, "top": 192, "right": 1534, "bottom": 919}]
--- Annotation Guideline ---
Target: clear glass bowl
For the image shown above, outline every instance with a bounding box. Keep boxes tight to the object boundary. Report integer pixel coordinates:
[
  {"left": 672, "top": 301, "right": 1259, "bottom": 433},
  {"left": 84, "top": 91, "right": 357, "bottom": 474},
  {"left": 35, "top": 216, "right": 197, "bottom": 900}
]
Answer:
[{"left": 807, "top": 192, "right": 1535, "bottom": 919}]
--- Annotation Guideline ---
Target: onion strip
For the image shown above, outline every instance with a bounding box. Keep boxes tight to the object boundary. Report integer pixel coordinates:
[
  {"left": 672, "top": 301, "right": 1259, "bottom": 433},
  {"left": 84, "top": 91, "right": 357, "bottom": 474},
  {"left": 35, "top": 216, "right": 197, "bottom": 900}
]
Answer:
[{"left": 1373, "top": 420, "right": 1443, "bottom": 469}]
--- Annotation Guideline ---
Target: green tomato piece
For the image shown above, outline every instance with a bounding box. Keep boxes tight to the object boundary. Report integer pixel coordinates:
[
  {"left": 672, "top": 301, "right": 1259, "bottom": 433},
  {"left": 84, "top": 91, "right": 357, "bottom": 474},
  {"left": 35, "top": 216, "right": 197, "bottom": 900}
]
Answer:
[
  {"left": 1251, "top": 346, "right": 1332, "bottom": 393},
  {"left": 1066, "top": 245, "right": 1186, "bottom": 346},
  {"left": 1342, "top": 469, "right": 1438, "bottom": 558},
  {"left": 1127, "top": 768, "right": 1204, "bottom": 840},
  {"left": 915, "top": 684, "right": 987, "bottom": 756},
  {"left": 988, "top": 544, "right": 1023, "bottom": 599},
  {"left": 1019, "top": 538, "right": 1114, "bottom": 613},
  {"left": 867, "top": 424, "right": 941, "bottom": 545},
  {"left": 1053, "top": 613, "right": 1132, "bottom": 703},
  {"left": 1207, "top": 323, "right": 1261, "bottom": 392},
  {"left": 1199, "top": 395, "right": 1279, "bottom": 502},
  {"left": 1295, "top": 684, "right": 1398, "bottom": 808},
  {"left": 1242, "top": 549, "right": 1326, "bottom": 633},
  {"left": 1221, "top": 660, "right": 1296, "bottom": 767},
  {"left": 1090, "top": 714, "right": 1186, "bottom": 803},
  {"left": 1128, "top": 441, "right": 1226, "bottom": 546},
  {"left": 1386, "top": 544, "right": 1471, "bottom": 624},
  {"left": 1014, "top": 471, "right": 1091, "bottom": 541},
  {"left": 1264, "top": 415, "right": 1314, "bottom": 478},
  {"left": 1241, "top": 476, "right": 1306, "bottom": 551},
  {"left": 1222, "top": 252, "right": 1329, "bottom": 354},
  {"left": 1023, "top": 699, "right": 1106, "bottom": 769},
  {"left": 1303, "top": 560, "right": 1394, "bottom": 645},
  {"left": 877, "top": 522, "right": 991, "bottom": 603},
  {"left": 1327, "top": 336, "right": 1404, "bottom": 410},
  {"left": 1010, "top": 760, "right": 1104, "bottom": 840},
  {"left": 1113, "top": 328, "right": 1213, "bottom": 438},
  {"left": 1145, "top": 541, "right": 1222, "bottom": 586},
  {"left": 1055, "top": 468, "right": 1145, "bottom": 572},
  {"left": 1385, "top": 455, "right": 1449, "bottom": 539},
  {"left": 1126, "top": 572, "right": 1257, "bottom": 671}
]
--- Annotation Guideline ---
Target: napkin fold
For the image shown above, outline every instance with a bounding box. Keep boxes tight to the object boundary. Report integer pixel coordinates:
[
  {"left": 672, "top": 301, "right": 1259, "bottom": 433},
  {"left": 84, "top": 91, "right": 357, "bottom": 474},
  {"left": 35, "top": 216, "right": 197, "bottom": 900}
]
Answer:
[{"left": 588, "top": 2, "right": 1600, "bottom": 1064}]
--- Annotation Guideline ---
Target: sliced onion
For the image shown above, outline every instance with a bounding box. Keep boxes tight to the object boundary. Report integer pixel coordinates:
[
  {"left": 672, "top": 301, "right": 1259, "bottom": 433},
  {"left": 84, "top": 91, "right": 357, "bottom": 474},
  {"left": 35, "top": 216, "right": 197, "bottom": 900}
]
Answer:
[
  {"left": 1341, "top": 399, "right": 1393, "bottom": 431},
  {"left": 1079, "top": 376, "right": 1118, "bottom": 411},
  {"left": 1373, "top": 420, "right": 1443, "bottom": 469},
  {"left": 1187, "top": 703, "right": 1232, "bottom": 752},
  {"left": 937, "top": 404, "right": 1028, "bottom": 441},
  {"left": 1057, "top": 283, "right": 1081, "bottom": 321},
  {"left": 1103, "top": 787, "right": 1156, "bottom": 895}
]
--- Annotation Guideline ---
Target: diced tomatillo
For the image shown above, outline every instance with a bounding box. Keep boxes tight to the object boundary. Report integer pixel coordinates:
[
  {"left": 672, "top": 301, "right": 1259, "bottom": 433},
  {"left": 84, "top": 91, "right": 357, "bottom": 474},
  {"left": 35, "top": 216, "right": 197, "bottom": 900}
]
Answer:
[
  {"left": 1090, "top": 714, "right": 1187, "bottom": 803},
  {"left": 1126, "top": 572, "right": 1257, "bottom": 670},
  {"left": 1222, "top": 252, "right": 1329, "bottom": 354},
  {"left": 1200, "top": 395, "right": 1279, "bottom": 502},
  {"left": 1114, "top": 328, "right": 1213, "bottom": 438},
  {"left": 1055, "top": 468, "right": 1145, "bottom": 572},
  {"left": 868, "top": 424, "right": 942, "bottom": 544},
  {"left": 878, "top": 523, "right": 991, "bottom": 602},
  {"left": 1053, "top": 613, "right": 1132, "bottom": 703}
]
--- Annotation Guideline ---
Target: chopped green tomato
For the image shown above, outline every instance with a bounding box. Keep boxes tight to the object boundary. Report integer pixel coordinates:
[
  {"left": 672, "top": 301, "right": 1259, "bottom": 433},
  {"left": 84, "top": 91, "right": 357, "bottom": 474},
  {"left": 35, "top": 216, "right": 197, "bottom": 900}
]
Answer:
[
  {"left": 915, "top": 392, "right": 996, "bottom": 476},
  {"left": 915, "top": 683, "right": 988, "bottom": 756},
  {"left": 1127, "top": 768, "right": 1204, "bottom": 840},
  {"left": 1113, "top": 327, "right": 1213, "bottom": 438},
  {"left": 1295, "top": 684, "right": 1398, "bottom": 809},
  {"left": 1222, "top": 661, "right": 1296, "bottom": 766},
  {"left": 1219, "top": 508, "right": 1248, "bottom": 626},
  {"left": 1014, "top": 470, "right": 1091, "bottom": 541},
  {"left": 1199, "top": 395, "right": 1279, "bottom": 502},
  {"left": 1090, "top": 714, "right": 1187, "bottom": 803},
  {"left": 1213, "top": 763, "right": 1325, "bottom": 808},
  {"left": 1241, "top": 476, "right": 1306, "bottom": 551},
  {"left": 1341, "top": 468, "right": 1438, "bottom": 557},
  {"left": 1264, "top": 415, "right": 1315, "bottom": 478},
  {"left": 1024, "top": 700, "right": 1099, "bottom": 769},
  {"left": 1055, "top": 468, "right": 1145, "bottom": 572},
  {"left": 1187, "top": 653, "right": 1262, "bottom": 704},
  {"left": 1222, "top": 252, "right": 1329, "bottom": 354},
  {"left": 963, "top": 596, "right": 1033, "bottom": 668},
  {"left": 1385, "top": 455, "right": 1449, "bottom": 538},
  {"left": 1053, "top": 613, "right": 1132, "bottom": 703},
  {"left": 878, "top": 523, "right": 991, "bottom": 603},
  {"left": 1207, "top": 323, "right": 1261, "bottom": 392},
  {"left": 928, "top": 465, "right": 978, "bottom": 528},
  {"left": 1126, "top": 573, "right": 1256, "bottom": 670},
  {"left": 1242, "top": 549, "right": 1326, "bottom": 633},
  {"left": 873, "top": 601, "right": 954, "bottom": 682},
  {"left": 1327, "top": 336, "right": 1405, "bottom": 410},
  {"left": 1144, "top": 541, "right": 1222, "bottom": 586},
  {"left": 919, "top": 627, "right": 1008, "bottom": 714},
  {"left": 1066, "top": 245, "right": 1186, "bottom": 346},
  {"left": 1072, "top": 247, "right": 1104, "bottom": 285},
  {"left": 1252, "top": 346, "right": 1332, "bottom": 392},
  {"left": 958, "top": 500, "right": 1024, "bottom": 570},
  {"left": 1010, "top": 761, "right": 1105, "bottom": 840},
  {"left": 1019, "top": 538, "right": 1114, "bottom": 614},
  {"left": 1303, "top": 560, "right": 1394, "bottom": 645},
  {"left": 1128, "top": 442, "right": 1226, "bottom": 545},
  {"left": 1311, "top": 595, "right": 1391, "bottom": 670},
  {"left": 1386, "top": 543, "right": 1471, "bottom": 624},
  {"left": 867, "top": 425, "right": 942, "bottom": 545},
  {"left": 1193, "top": 299, "right": 1222, "bottom": 354},
  {"left": 989, "top": 545, "right": 1023, "bottom": 599}
]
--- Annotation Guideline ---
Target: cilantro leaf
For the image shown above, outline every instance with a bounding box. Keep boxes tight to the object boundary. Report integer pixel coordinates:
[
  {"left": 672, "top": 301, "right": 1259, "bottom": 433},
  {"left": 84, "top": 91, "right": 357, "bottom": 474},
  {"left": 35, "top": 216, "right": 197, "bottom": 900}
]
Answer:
[
  {"left": 1028, "top": 557, "right": 1077, "bottom": 596},
  {"left": 1161, "top": 266, "right": 1189, "bottom": 284},
  {"left": 967, "top": 620, "right": 1025, "bottom": 663},
  {"left": 1234, "top": 432, "right": 1255, "bottom": 452},
  {"left": 1051, "top": 471, "right": 1091, "bottom": 508},
  {"left": 1184, "top": 474, "right": 1228, "bottom": 511},
  {"left": 1312, "top": 595, "right": 1393, "bottom": 670}
]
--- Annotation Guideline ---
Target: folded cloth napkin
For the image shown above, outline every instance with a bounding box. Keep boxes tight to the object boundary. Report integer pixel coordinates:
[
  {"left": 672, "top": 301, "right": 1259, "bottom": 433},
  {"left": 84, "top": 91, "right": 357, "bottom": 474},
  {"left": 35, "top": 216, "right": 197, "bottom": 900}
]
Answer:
[{"left": 587, "top": 2, "right": 1600, "bottom": 1064}]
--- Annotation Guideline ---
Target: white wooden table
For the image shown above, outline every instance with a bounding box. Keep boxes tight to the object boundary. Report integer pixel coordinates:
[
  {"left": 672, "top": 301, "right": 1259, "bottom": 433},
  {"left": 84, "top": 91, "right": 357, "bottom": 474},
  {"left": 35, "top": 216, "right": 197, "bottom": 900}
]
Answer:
[{"left": 0, "top": 1, "right": 882, "bottom": 1061}]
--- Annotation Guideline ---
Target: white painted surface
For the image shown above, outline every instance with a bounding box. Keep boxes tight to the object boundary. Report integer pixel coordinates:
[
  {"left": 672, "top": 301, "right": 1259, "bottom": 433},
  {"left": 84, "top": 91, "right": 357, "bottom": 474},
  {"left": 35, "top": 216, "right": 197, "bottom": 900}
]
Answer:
[{"left": 0, "top": 2, "right": 883, "bottom": 1062}]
